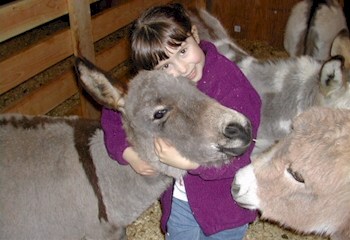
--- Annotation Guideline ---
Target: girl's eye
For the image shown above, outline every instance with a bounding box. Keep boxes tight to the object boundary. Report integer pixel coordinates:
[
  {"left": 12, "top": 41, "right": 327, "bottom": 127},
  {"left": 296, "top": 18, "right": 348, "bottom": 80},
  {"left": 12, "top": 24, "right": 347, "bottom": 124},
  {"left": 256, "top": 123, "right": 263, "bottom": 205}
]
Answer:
[
  {"left": 161, "top": 64, "right": 169, "bottom": 70},
  {"left": 180, "top": 48, "right": 187, "bottom": 54},
  {"left": 153, "top": 109, "right": 168, "bottom": 120}
]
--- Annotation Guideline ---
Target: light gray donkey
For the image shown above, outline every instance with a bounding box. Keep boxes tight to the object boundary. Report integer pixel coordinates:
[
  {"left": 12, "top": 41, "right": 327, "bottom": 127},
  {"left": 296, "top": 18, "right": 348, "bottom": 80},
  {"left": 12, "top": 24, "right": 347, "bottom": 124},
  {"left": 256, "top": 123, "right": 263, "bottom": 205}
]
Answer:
[
  {"left": 284, "top": 0, "right": 350, "bottom": 69},
  {"left": 0, "top": 58, "right": 252, "bottom": 240},
  {"left": 232, "top": 107, "right": 350, "bottom": 240}
]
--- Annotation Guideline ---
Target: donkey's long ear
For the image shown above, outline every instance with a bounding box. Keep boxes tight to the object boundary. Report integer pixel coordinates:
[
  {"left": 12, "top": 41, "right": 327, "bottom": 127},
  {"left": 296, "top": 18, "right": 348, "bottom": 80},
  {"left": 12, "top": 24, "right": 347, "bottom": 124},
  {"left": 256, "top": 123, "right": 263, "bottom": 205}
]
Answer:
[
  {"left": 319, "top": 55, "right": 345, "bottom": 97},
  {"left": 75, "top": 57, "right": 125, "bottom": 112},
  {"left": 330, "top": 29, "right": 350, "bottom": 69}
]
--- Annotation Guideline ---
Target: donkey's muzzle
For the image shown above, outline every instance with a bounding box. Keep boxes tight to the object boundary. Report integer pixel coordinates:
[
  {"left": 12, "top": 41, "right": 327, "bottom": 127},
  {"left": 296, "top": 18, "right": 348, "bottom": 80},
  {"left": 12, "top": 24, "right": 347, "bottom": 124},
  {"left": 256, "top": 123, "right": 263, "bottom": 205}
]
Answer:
[{"left": 221, "top": 122, "right": 252, "bottom": 156}]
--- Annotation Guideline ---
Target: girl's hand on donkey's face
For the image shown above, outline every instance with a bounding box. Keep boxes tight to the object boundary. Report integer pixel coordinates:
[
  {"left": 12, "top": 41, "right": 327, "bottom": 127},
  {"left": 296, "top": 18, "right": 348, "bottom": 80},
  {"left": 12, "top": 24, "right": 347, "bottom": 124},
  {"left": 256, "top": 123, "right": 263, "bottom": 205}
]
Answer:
[
  {"left": 123, "top": 147, "right": 158, "bottom": 176},
  {"left": 154, "top": 138, "right": 199, "bottom": 170}
]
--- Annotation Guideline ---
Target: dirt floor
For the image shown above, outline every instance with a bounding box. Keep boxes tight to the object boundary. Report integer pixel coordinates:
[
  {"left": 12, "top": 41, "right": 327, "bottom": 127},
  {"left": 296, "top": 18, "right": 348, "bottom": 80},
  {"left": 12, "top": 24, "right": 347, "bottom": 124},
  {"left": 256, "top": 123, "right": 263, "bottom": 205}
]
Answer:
[
  {"left": 126, "top": 201, "right": 330, "bottom": 240},
  {"left": 0, "top": 16, "right": 330, "bottom": 240}
]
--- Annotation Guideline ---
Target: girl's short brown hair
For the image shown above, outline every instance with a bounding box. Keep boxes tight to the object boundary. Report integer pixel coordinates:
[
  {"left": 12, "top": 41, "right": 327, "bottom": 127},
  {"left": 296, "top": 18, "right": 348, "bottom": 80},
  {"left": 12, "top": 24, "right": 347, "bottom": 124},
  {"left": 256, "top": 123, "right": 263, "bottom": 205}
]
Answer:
[{"left": 130, "top": 3, "right": 193, "bottom": 71}]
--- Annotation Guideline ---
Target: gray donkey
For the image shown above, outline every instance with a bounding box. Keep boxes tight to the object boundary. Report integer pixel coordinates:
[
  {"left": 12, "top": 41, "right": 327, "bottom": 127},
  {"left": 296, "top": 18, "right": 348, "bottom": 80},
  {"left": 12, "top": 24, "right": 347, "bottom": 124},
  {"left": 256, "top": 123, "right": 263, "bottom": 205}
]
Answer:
[
  {"left": 0, "top": 58, "right": 252, "bottom": 240},
  {"left": 284, "top": 0, "right": 350, "bottom": 68},
  {"left": 189, "top": 8, "right": 350, "bottom": 155}
]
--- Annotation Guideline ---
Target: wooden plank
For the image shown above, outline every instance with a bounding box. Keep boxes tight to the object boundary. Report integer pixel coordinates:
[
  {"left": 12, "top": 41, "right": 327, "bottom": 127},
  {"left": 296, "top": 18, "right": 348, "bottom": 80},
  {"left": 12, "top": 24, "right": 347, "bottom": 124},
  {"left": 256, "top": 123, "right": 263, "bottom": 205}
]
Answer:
[
  {"left": 68, "top": 0, "right": 98, "bottom": 119},
  {"left": 0, "top": 30, "right": 73, "bottom": 95},
  {"left": 68, "top": 0, "right": 95, "bottom": 62},
  {"left": 0, "top": 0, "right": 68, "bottom": 42},
  {"left": 2, "top": 70, "right": 78, "bottom": 115},
  {"left": 91, "top": 0, "right": 205, "bottom": 42},
  {"left": 92, "top": 0, "right": 172, "bottom": 42},
  {"left": 0, "top": 0, "right": 99, "bottom": 42},
  {"left": 96, "top": 38, "right": 130, "bottom": 70},
  {"left": 209, "top": 0, "right": 300, "bottom": 49},
  {"left": 2, "top": 38, "right": 130, "bottom": 115}
]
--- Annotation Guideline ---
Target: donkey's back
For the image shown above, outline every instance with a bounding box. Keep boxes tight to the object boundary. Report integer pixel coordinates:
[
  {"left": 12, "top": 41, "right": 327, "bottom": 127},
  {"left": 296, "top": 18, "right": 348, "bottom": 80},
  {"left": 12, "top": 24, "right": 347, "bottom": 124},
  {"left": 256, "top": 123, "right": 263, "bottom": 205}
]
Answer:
[
  {"left": 284, "top": 0, "right": 350, "bottom": 65},
  {"left": 0, "top": 115, "right": 115, "bottom": 239},
  {"left": 0, "top": 114, "right": 174, "bottom": 240}
]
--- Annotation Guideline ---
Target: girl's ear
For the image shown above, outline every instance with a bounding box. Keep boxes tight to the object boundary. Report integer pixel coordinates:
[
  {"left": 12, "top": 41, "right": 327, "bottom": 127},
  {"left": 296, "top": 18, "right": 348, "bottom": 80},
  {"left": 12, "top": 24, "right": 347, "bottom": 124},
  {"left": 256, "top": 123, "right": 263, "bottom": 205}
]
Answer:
[{"left": 191, "top": 25, "right": 200, "bottom": 43}]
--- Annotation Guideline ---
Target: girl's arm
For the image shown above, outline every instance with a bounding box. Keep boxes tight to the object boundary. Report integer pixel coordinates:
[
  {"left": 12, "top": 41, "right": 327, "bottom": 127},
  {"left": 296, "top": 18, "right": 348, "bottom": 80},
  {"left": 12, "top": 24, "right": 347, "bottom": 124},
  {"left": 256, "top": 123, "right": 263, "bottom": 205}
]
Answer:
[
  {"left": 101, "top": 107, "right": 157, "bottom": 175},
  {"left": 123, "top": 147, "right": 157, "bottom": 175}
]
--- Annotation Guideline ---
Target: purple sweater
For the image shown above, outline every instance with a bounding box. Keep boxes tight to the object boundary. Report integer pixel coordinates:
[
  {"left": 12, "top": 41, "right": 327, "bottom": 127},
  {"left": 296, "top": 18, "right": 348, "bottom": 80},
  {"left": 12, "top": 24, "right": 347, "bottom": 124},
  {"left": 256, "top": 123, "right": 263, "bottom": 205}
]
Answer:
[{"left": 101, "top": 41, "right": 261, "bottom": 235}]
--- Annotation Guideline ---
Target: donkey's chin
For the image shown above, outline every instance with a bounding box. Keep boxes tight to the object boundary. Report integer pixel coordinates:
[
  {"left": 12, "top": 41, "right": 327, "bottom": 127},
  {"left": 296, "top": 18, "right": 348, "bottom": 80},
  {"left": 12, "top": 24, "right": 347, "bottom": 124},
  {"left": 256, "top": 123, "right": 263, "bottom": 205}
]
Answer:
[
  {"left": 219, "top": 143, "right": 251, "bottom": 157},
  {"left": 235, "top": 200, "right": 258, "bottom": 210}
]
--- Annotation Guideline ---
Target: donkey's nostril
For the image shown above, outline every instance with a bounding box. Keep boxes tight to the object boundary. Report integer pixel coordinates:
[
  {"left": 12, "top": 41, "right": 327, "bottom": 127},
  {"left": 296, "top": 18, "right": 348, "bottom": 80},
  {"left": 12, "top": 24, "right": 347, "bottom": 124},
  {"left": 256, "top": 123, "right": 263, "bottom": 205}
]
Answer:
[
  {"left": 231, "top": 183, "right": 241, "bottom": 197},
  {"left": 224, "top": 123, "right": 241, "bottom": 139},
  {"left": 224, "top": 123, "right": 251, "bottom": 141}
]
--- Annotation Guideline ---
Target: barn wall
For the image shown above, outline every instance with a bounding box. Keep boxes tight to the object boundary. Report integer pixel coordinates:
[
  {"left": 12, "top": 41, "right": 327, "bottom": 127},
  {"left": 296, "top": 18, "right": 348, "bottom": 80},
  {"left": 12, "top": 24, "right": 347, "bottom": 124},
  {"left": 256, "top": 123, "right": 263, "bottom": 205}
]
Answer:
[
  {"left": 208, "top": 0, "right": 345, "bottom": 49},
  {"left": 1, "top": 0, "right": 347, "bottom": 118}
]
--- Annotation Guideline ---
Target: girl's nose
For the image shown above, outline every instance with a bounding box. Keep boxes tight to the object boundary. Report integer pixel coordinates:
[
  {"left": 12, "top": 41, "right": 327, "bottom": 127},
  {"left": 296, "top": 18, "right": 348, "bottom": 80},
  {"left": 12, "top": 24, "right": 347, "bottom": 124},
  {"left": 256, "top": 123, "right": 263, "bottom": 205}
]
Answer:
[{"left": 174, "top": 59, "right": 187, "bottom": 75}]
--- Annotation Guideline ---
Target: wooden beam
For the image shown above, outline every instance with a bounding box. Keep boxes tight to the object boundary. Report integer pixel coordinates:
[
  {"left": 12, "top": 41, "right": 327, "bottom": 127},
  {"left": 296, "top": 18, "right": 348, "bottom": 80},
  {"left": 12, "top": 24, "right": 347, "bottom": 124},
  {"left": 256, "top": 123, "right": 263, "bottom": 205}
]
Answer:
[
  {"left": 0, "top": 0, "right": 68, "bottom": 42},
  {"left": 0, "top": 30, "right": 73, "bottom": 95},
  {"left": 68, "top": 0, "right": 95, "bottom": 62},
  {"left": 2, "top": 70, "right": 78, "bottom": 115},
  {"left": 2, "top": 37, "right": 131, "bottom": 115},
  {"left": 92, "top": 0, "right": 172, "bottom": 42},
  {"left": 68, "top": 0, "right": 98, "bottom": 119}
]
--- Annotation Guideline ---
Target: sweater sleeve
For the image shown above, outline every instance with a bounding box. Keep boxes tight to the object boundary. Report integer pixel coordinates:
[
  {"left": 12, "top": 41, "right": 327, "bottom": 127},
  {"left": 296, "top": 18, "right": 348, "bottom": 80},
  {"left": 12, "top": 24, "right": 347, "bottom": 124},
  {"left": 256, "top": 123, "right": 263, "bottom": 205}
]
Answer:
[{"left": 101, "top": 107, "right": 130, "bottom": 165}]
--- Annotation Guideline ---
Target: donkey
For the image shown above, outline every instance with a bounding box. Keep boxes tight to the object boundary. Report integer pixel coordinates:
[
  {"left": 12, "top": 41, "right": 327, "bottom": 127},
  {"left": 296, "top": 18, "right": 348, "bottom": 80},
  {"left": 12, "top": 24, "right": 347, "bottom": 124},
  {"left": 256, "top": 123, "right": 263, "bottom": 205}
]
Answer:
[
  {"left": 284, "top": 0, "right": 350, "bottom": 69},
  {"left": 0, "top": 58, "right": 252, "bottom": 240},
  {"left": 232, "top": 106, "right": 350, "bottom": 240},
  {"left": 189, "top": 8, "right": 350, "bottom": 155}
]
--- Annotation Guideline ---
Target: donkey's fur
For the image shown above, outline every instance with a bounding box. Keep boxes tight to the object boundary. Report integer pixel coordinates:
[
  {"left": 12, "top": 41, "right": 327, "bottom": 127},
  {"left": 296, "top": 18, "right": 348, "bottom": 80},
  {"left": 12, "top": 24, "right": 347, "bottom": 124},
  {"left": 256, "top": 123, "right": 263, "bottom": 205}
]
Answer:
[
  {"left": 0, "top": 59, "right": 252, "bottom": 240},
  {"left": 189, "top": 8, "right": 350, "bottom": 155},
  {"left": 232, "top": 107, "right": 350, "bottom": 240},
  {"left": 284, "top": 0, "right": 350, "bottom": 69}
]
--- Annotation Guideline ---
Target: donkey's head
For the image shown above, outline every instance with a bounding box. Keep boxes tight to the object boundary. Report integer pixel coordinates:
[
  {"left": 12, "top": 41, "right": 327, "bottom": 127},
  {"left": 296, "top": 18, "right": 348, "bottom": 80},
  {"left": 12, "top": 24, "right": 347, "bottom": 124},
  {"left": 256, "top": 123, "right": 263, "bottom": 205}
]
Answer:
[
  {"left": 232, "top": 107, "right": 350, "bottom": 239},
  {"left": 75, "top": 57, "right": 252, "bottom": 178}
]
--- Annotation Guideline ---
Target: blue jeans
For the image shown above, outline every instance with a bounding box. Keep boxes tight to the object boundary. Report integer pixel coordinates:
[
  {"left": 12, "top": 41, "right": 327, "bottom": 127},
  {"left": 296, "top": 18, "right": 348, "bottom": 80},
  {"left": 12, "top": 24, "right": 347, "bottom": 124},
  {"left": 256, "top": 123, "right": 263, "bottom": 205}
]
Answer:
[{"left": 166, "top": 198, "right": 248, "bottom": 240}]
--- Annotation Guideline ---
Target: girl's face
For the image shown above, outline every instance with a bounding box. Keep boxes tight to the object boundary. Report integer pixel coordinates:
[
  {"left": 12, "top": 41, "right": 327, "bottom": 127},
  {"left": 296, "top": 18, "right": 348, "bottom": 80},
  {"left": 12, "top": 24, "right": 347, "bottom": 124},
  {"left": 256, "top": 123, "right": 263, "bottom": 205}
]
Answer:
[{"left": 155, "top": 26, "right": 205, "bottom": 83}]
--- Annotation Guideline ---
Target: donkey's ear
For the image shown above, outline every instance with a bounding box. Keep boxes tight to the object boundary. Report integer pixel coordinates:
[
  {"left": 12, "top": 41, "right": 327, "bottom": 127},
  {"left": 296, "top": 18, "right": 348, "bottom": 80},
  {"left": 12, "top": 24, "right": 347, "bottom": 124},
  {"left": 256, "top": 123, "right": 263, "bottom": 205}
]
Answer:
[
  {"left": 330, "top": 29, "right": 350, "bottom": 69},
  {"left": 75, "top": 57, "right": 125, "bottom": 112},
  {"left": 319, "top": 55, "right": 345, "bottom": 97}
]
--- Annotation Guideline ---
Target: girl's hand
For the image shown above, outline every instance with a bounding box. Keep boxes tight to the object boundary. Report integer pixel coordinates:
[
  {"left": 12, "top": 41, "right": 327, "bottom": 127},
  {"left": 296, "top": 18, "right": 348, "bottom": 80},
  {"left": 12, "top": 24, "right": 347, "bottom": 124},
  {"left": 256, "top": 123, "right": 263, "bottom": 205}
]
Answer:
[
  {"left": 154, "top": 138, "right": 199, "bottom": 170},
  {"left": 123, "top": 147, "right": 157, "bottom": 176}
]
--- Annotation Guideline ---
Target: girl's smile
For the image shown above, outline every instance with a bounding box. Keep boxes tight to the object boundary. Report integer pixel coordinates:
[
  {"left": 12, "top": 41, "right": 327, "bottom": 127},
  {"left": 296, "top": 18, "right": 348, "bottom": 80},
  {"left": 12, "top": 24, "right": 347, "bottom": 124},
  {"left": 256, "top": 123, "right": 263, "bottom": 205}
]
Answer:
[{"left": 155, "top": 27, "right": 205, "bottom": 83}]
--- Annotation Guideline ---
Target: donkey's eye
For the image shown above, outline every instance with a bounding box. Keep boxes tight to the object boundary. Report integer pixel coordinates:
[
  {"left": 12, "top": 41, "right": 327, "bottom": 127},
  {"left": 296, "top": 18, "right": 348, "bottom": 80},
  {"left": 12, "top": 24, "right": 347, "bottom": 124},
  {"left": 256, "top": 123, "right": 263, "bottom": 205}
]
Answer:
[
  {"left": 153, "top": 109, "right": 168, "bottom": 120},
  {"left": 287, "top": 166, "right": 305, "bottom": 183}
]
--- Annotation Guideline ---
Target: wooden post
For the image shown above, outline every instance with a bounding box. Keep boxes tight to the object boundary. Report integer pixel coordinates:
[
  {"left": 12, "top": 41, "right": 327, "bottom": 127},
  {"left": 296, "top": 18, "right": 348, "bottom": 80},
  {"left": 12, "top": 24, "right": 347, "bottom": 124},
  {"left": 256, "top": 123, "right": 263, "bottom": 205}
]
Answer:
[{"left": 68, "top": 0, "right": 100, "bottom": 119}]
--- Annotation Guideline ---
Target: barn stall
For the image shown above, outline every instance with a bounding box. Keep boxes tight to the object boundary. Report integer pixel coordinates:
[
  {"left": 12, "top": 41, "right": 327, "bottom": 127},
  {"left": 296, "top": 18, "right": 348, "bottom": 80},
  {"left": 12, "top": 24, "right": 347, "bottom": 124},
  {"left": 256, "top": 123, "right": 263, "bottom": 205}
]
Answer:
[{"left": 0, "top": 0, "right": 337, "bottom": 239}]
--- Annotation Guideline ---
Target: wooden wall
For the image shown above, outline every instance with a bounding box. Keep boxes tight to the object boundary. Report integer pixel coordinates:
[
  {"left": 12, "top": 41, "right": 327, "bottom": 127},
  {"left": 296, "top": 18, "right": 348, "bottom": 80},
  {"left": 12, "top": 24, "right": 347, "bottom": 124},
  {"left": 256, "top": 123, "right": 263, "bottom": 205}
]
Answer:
[
  {"left": 207, "top": 0, "right": 345, "bottom": 49},
  {"left": 1, "top": 0, "right": 347, "bottom": 118}
]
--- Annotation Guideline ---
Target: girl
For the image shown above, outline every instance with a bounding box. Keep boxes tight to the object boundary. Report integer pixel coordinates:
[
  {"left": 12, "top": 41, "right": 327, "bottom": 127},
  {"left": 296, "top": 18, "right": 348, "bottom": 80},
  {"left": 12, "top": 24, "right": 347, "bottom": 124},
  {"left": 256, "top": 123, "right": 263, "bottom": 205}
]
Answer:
[{"left": 101, "top": 3, "right": 261, "bottom": 240}]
